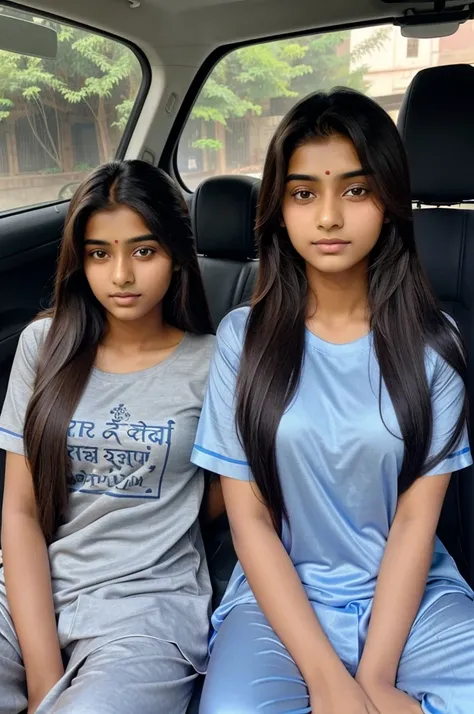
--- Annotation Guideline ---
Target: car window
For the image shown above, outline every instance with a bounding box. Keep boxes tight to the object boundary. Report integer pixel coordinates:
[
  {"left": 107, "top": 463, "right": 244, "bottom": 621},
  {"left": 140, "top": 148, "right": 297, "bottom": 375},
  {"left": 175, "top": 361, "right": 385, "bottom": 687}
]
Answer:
[
  {"left": 177, "top": 21, "right": 474, "bottom": 190},
  {"left": 0, "top": 5, "right": 145, "bottom": 213}
]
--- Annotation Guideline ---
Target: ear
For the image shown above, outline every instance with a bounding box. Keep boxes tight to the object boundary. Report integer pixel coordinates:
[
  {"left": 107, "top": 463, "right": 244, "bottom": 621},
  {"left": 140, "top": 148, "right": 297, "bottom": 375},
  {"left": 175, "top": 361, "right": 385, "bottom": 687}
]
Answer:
[{"left": 173, "top": 263, "right": 181, "bottom": 273}]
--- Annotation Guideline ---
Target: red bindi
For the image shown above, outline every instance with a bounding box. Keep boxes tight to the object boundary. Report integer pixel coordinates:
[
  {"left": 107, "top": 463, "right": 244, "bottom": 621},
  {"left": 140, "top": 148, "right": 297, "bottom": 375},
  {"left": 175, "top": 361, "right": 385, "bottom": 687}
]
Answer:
[
  {"left": 325, "top": 170, "right": 331, "bottom": 175},
  {"left": 114, "top": 240, "right": 119, "bottom": 244}
]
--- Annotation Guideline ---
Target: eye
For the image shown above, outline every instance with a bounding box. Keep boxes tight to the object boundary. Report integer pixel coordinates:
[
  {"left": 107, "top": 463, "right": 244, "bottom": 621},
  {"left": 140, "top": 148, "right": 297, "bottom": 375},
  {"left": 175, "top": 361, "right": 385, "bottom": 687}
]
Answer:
[
  {"left": 89, "top": 250, "right": 108, "bottom": 260},
  {"left": 345, "top": 186, "right": 370, "bottom": 198},
  {"left": 134, "top": 247, "right": 155, "bottom": 258},
  {"left": 293, "top": 189, "right": 315, "bottom": 201}
]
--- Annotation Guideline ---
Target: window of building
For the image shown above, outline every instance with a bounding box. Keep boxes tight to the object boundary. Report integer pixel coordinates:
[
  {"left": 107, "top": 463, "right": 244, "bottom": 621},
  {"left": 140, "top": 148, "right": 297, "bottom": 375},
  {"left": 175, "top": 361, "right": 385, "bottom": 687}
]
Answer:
[{"left": 407, "top": 38, "right": 420, "bottom": 58}]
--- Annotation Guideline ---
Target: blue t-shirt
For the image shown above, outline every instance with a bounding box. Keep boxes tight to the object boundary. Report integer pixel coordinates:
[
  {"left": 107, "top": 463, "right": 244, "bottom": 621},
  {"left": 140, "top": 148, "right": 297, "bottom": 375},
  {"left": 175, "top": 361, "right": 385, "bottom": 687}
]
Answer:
[{"left": 191, "top": 307, "right": 473, "bottom": 638}]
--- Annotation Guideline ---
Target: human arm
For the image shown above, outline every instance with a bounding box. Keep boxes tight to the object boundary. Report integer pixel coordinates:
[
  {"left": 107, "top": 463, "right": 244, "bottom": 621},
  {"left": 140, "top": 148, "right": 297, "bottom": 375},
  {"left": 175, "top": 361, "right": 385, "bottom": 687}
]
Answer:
[
  {"left": 222, "top": 476, "right": 379, "bottom": 712},
  {"left": 2, "top": 452, "right": 64, "bottom": 711},
  {"left": 355, "top": 474, "right": 449, "bottom": 712},
  {"left": 357, "top": 347, "right": 471, "bottom": 712},
  {"left": 0, "top": 322, "right": 63, "bottom": 710},
  {"left": 201, "top": 472, "right": 226, "bottom": 523}
]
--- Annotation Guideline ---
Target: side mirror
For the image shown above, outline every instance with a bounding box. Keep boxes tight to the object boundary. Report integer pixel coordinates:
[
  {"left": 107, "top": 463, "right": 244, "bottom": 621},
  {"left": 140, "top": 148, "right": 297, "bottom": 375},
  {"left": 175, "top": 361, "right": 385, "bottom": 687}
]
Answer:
[{"left": 0, "top": 14, "right": 57, "bottom": 59}]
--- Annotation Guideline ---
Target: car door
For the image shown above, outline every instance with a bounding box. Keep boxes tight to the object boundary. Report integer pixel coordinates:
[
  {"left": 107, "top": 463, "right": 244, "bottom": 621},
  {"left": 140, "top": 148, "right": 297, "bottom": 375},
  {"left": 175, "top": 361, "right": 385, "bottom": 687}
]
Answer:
[{"left": 0, "top": 203, "right": 66, "bottom": 510}]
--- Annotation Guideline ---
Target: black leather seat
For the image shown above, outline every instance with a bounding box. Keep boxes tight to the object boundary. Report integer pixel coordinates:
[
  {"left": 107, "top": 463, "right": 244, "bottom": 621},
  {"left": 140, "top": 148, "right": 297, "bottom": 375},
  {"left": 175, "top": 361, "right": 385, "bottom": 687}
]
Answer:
[
  {"left": 191, "top": 175, "right": 259, "bottom": 329},
  {"left": 190, "top": 173, "right": 260, "bottom": 642},
  {"left": 399, "top": 64, "right": 474, "bottom": 587},
  {"left": 186, "top": 175, "right": 261, "bottom": 712}
]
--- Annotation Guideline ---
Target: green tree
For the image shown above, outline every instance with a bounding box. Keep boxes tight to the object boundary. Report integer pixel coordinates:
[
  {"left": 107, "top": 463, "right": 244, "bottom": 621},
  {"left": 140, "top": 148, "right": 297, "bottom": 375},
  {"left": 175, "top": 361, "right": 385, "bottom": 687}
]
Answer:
[
  {"left": 56, "top": 26, "right": 141, "bottom": 160},
  {"left": 291, "top": 28, "right": 389, "bottom": 98},
  {"left": 0, "top": 14, "right": 141, "bottom": 169},
  {"left": 191, "top": 28, "right": 389, "bottom": 151},
  {"left": 191, "top": 40, "right": 312, "bottom": 149}
]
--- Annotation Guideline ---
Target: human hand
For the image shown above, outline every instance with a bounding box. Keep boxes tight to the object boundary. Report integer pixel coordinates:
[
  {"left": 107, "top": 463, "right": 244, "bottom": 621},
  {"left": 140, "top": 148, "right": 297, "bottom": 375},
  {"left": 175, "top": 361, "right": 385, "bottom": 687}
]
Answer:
[
  {"left": 310, "top": 670, "right": 380, "bottom": 713},
  {"left": 358, "top": 679, "right": 422, "bottom": 714}
]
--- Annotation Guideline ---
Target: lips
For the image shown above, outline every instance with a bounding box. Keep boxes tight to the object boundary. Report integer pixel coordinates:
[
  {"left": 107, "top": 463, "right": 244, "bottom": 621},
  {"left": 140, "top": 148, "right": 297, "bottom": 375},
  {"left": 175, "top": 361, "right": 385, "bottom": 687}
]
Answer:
[
  {"left": 313, "top": 239, "right": 349, "bottom": 246},
  {"left": 110, "top": 293, "right": 140, "bottom": 298},
  {"left": 312, "top": 239, "right": 350, "bottom": 255},
  {"left": 109, "top": 293, "right": 141, "bottom": 306}
]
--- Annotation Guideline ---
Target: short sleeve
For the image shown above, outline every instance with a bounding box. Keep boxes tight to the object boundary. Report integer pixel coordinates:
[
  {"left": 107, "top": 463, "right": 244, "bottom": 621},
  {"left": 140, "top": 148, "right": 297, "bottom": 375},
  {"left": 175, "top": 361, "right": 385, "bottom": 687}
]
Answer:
[
  {"left": 422, "top": 353, "right": 472, "bottom": 477},
  {"left": 191, "top": 308, "right": 252, "bottom": 481},
  {"left": 0, "top": 319, "right": 49, "bottom": 455}
]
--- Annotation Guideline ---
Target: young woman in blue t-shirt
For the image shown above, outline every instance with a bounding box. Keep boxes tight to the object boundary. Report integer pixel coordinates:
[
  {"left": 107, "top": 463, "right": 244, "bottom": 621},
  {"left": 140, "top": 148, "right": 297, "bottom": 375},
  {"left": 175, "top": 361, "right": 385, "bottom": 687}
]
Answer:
[{"left": 193, "top": 90, "right": 474, "bottom": 714}]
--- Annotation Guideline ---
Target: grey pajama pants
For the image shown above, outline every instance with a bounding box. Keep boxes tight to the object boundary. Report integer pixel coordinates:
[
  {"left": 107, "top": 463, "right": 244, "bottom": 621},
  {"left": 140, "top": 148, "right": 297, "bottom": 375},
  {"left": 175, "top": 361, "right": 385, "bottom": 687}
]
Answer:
[{"left": 0, "top": 594, "right": 198, "bottom": 714}]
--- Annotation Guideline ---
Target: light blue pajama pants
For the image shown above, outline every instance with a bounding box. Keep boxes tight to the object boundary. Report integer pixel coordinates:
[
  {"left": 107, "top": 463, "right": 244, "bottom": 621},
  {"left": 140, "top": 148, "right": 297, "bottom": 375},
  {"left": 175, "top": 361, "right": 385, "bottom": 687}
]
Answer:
[{"left": 200, "top": 593, "right": 474, "bottom": 714}]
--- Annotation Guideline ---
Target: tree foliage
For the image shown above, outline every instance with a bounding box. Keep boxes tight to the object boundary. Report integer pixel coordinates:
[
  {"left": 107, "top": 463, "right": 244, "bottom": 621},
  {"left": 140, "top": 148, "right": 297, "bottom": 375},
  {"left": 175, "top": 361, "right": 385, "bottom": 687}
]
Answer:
[
  {"left": 0, "top": 7, "right": 389, "bottom": 167},
  {"left": 0, "top": 12, "right": 141, "bottom": 168},
  {"left": 191, "top": 28, "right": 389, "bottom": 150}
]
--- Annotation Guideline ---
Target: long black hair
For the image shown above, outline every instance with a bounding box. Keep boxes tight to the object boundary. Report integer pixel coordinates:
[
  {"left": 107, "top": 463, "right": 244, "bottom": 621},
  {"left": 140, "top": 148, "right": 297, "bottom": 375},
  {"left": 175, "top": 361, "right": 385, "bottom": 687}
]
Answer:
[
  {"left": 24, "top": 160, "right": 213, "bottom": 542},
  {"left": 236, "top": 89, "right": 468, "bottom": 533}
]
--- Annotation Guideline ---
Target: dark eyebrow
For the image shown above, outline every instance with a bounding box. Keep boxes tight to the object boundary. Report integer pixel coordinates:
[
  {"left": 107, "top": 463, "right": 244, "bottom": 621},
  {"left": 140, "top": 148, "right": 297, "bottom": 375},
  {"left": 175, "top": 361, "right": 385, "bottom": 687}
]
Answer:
[
  {"left": 285, "top": 169, "right": 370, "bottom": 182},
  {"left": 84, "top": 239, "right": 109, "bottom": 246},
  {"left": 84, "top": 234, "right": 158, "bottom": 247},
  {"left": 126, "top": 234, "right": 158, "bottom": 245},
  {"left": 341, "top": 169, "right": 370, "bottom": 180}
]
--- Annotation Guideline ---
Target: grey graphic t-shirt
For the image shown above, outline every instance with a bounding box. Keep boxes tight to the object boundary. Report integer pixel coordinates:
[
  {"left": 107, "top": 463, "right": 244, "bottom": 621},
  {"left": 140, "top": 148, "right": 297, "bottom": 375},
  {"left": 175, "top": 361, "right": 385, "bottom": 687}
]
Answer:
[{"left": 0, "top": 318, "right": 215, "bottom": 671}]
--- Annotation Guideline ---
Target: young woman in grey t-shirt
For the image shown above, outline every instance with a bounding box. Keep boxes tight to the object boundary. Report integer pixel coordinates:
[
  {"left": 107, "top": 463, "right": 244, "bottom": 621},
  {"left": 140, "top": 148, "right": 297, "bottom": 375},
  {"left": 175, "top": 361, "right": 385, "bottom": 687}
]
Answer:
[{"left": 0, "top": 160, "right": 216, "bottom": 714}]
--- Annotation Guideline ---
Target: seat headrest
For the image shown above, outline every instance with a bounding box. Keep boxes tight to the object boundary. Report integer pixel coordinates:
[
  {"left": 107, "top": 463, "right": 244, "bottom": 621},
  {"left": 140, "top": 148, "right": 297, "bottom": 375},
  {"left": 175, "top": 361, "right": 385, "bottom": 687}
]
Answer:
[
  {"left": 192, "top": 175, "right": 259, "bottom": 260},
  {"left": 398, "top": 64, "right": 474, "bottom": 204}
]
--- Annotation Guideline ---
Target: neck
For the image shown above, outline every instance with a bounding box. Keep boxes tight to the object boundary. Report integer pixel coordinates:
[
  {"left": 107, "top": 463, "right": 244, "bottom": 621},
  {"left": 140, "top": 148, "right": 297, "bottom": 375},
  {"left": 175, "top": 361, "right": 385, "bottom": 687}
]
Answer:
[
  {"left": 306, "top": 260, "right": 369, "bottom": 325},
  {"left": 104, "top": 305, "right": 169, "bottom": 350}
]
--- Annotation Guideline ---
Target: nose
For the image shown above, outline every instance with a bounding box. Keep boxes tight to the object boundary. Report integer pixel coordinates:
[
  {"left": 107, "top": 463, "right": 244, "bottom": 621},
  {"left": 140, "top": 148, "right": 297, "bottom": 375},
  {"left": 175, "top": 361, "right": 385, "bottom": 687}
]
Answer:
[
  {"left": 112, "top": 254, "right": 135, "bottom": 288},
  {"left": 317, "top": 191, "right": 344, "bottom": 232}
]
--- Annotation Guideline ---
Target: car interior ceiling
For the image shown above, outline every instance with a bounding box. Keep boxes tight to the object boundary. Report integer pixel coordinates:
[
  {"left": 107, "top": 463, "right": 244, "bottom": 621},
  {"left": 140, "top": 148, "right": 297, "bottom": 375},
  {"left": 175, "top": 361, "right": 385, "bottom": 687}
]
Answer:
[{"left": 1, "top": 2, "right": 474, "bottom": 712}]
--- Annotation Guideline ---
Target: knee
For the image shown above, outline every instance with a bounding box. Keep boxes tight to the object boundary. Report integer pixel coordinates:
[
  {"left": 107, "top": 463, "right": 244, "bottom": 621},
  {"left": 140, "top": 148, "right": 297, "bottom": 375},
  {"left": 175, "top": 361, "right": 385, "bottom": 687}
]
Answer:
[
  {"left": 199, "top": 700, "right": 257, "bottom": 714},
  {"left": 48, "top": 691, "right": 107, "bottom": 714},
  {"left": 49, "top": 701, "right": 89, "bottom": 714},
  {"left": 199, "top": 681, "right": 264, "bottom": 714},
  {"left": 51, "top": 702, "right": 115, "bottom": 714}
]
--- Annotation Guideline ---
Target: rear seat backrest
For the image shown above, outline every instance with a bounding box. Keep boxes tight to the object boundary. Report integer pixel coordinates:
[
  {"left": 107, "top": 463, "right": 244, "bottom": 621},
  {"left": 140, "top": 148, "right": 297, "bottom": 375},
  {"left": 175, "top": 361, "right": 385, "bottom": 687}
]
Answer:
[
  {"left": 398, "top": 64, "right": 474, "bottom": 586},
  {"left": 191, "top": 175, "right": 260, "bottom": 329}
]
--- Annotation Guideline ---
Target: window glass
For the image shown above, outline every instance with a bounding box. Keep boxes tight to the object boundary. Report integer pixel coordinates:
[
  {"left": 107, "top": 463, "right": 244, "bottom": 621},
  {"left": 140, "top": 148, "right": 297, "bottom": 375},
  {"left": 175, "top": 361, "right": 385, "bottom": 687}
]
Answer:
[
  {"left": 0, "top": 5, "right": 144, "bottom": 212},
  {"left": 178, "top": 21, "right": 474, "bottom": 189}
]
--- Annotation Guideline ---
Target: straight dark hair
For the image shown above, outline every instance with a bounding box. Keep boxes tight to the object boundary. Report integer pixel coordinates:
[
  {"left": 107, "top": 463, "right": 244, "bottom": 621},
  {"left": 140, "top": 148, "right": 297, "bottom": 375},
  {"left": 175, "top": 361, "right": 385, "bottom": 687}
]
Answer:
[
  {"left": 236, "top": 89, "right": 468, "bottom": 534},
  {"left": 24, "top": 160, "right": 213, "bottom": 543}
]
